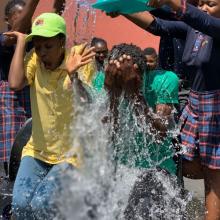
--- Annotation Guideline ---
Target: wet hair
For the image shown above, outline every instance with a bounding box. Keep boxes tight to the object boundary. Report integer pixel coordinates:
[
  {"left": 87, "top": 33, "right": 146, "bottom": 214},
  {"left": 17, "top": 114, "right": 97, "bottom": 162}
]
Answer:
[
  {"left": 109, "top": 43, "right": 147, "bottom": 74},
  {"left": 143, "top": 47, "right": 157, "bottom": 57},
  {"left": 5, "top": 0, "right": 25, "bottom": 17},
  {"left": 91, "top": 37, "right": 107, "bottom": 47}
]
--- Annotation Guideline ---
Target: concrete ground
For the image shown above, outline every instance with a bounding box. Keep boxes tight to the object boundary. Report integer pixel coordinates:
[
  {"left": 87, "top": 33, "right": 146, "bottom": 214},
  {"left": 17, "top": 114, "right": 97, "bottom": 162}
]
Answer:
[
  {"left": 184, "top": 178, "right": 205, "bottom": 219},
  {"left": 0, "top": 164, "right": 13, "bottom": 220},
  {"left": 0, "top": 164, "right": 206, "bottom": 220}
]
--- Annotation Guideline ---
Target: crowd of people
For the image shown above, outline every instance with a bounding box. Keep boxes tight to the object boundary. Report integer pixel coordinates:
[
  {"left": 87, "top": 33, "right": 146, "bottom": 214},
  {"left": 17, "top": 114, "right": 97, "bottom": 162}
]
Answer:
[{"left": 1, "top": 0, "right": 220, "bottom": 219}]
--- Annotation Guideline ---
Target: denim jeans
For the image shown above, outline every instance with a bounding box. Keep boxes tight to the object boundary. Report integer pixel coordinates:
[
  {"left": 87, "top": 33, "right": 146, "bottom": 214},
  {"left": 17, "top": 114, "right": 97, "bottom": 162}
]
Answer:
[{"left": 12, "top": 156, "right": 73, "bottom": 220}]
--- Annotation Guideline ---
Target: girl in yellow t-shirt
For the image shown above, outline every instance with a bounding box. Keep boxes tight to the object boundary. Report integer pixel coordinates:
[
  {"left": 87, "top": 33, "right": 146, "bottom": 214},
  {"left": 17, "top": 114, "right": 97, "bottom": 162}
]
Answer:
[{"left": 5, "top": 13, "right": 95, "bottom": 219}]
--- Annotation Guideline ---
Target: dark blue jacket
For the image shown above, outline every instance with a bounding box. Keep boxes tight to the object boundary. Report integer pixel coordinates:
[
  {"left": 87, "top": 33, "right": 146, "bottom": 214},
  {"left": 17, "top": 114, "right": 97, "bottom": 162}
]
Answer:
[
  {"left": 150, "top": 8, "right": 187, "bottom": 85},
  {"left": 148, "top": 4, "right": 220, "bottom": 91}
]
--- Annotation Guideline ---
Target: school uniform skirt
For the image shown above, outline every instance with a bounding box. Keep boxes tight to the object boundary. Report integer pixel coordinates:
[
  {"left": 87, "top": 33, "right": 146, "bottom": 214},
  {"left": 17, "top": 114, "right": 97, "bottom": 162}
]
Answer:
[
  {"left": 0, "top": 81, "right": 31, "bottom": 162},
  {"left": 180, "top": 89, "right": 220, "bottom": 169}
]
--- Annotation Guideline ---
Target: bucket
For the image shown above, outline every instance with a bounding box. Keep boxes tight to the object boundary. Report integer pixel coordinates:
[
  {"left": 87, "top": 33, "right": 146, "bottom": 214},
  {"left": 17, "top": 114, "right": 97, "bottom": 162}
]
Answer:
[{"left": 92, "top": 0, "right": 153, "bottom": 14}]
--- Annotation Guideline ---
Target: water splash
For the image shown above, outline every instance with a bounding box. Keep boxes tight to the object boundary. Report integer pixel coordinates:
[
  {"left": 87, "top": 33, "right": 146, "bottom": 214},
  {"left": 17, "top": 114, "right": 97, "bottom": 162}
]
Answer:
[{"left": 54, "top": 82, "right": 192, "bottom": 219}]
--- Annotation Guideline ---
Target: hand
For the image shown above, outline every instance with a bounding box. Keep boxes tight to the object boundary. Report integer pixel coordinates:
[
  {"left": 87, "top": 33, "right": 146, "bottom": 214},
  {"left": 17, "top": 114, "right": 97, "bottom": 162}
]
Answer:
[
  {"left": 148, "top": 0, "right": 181, "bottom": 10},
  {"left": 105, "top": 11, "right": 120, "bottom": 18},
  {"left": 105, "top": 59, "right": 122, "bottom": 91},
  {"left": 105, "top": 54, "right": 141, "bottom": 95},
  {"left": 66, "top": 43, "right": 95, "bottom": 76},
  {"left": 3, "top": 31, "right": 27, "bottom": 44},
  {"left": 53, "top": 0, "right": 66, "bottom": 15},
  {"left": 117, "top": 55, "right": 141, "bottom": 95}
]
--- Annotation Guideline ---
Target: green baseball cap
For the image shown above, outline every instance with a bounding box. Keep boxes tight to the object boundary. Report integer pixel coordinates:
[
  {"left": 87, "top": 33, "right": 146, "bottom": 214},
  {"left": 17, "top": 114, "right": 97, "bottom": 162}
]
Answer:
[{"left": 26, "top": 13, "right": 66, "bottom": 42}]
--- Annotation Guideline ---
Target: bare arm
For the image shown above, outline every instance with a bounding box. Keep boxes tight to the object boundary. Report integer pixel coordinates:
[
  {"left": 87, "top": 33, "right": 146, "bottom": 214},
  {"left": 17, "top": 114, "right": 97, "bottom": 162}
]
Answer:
[
  {"left": 12, "top": 0, "right": 39, "bottom": 32},
  {"left": 149, "top": 0, "right": 220, "bottom": 38},
  {"left": 3, "top": 0, "right": 39, "bottom": 47},
  {"left": 7, "top": 32, "right": 27, "bottom": 91},
  {"left": 52, "top": 0, "right": 66, "bottom": 15}
]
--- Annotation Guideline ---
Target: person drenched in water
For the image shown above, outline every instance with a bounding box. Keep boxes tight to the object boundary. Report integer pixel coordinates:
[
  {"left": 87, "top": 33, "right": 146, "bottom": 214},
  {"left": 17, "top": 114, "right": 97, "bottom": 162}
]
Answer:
[{"left": 104, "top": 43, "right": 183, "bottom": 219}]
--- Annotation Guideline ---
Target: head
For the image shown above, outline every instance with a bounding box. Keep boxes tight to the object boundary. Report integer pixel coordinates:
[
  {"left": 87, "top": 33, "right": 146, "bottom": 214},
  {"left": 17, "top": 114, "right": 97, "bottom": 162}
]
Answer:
[
  {"left": 198, "top": 0, "right": 220, "bottom": 17},
  {"left": 143, "top": 47, "right": 158, "bottom": 71},
  {"left": 27, "top": 13, "right": 66, "bottom": 70},
  {"left": 109, "top": 43, "right": 146, "bottom": 74},
  {"left": 4, "top": 0, "right": 25, "bottom": 30},
  {"left": 91, "top": 37, "right": 108, "bottom": 66},
  {"left": 105, "top": 43, "right": 146, "bottom": 94}
]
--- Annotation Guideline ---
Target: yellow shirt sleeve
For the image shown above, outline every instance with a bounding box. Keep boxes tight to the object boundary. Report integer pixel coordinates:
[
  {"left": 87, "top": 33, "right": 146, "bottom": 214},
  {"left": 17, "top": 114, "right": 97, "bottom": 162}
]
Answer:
[
  {"left": 24, "top": 49, "right": 37, "bottom": 85},
  {"left": 71, "top": 45, "right": 96, "bottom": 86}
]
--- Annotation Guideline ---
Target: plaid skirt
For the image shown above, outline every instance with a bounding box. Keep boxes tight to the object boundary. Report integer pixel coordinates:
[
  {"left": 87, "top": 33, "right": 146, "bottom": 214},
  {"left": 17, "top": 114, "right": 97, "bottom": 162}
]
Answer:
[
  {"left": 180, "top": 89, "right": 220, "bottom": 169},
  {"left": 0, "top": 81, "right": 31, "bottom": 162}
]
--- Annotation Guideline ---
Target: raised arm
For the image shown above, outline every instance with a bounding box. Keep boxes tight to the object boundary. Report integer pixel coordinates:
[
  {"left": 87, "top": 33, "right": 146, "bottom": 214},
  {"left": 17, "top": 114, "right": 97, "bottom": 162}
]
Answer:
[
  {"left": 2, "top": 0, "right": 39, "bottom": 47},
  {"left": 12, "top": 0, "right": 39, "bottom": 32},
  {"left": 7, "top": 32, "right": 27, "bottom": 91},
  {"left": 179, "top": 4, "right": 220, "bottom": 38},
  {"left": 108, "top": 11, "right": 188, "bottom": 38},
  {"left": 52, "top": 0, "right": 66, "bottom": 15},
  {"left": 149, "top": 0, "right": 220, "bottom": 38}
]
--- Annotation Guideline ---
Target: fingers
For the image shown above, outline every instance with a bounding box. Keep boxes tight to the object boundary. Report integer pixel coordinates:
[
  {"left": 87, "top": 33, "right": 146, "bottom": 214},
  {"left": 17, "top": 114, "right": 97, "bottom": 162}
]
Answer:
[
  {"left": 3, "top": 31, "right": 17, "bottom": 41},
  {"left": 113, "top": 60, "right": 121, "bottom": 69},
  {"left": 119, "top": 54, "right": 131, "bottom": 62},
  {"left": 70, "top": 48, "right": 75, "bottom": 57},
  {"left": 108, "top": 54, "right": 132, "bottom": 70},
  {"left": 81, "top": 52, "right": 96, "bottom": 62},
  {"left": 3, "top": 31, "right": 18, "bottom": 35},
  {"left": 3, "top": 31, "right": 14, "bottom": 36},
  {"left": 106, "top": 11, "right": 120, "bottom": 18},
  {"left": 109, "top": 60, "right": 114, "bottom": 65},
  {"left": 80, "top": 59, "right": 93, "bottom": 66},
  {"left": 79, "top": 42, "right": 88, "bottom": 55},
  {"left": 134, "top": 64, "right": 139, "bottom": 69},
  {"left": 82, "top": 46, "right": 95, "bottom": 57},
  {"left": 148, "top": 0, "right": 162, "bottom": 8}
]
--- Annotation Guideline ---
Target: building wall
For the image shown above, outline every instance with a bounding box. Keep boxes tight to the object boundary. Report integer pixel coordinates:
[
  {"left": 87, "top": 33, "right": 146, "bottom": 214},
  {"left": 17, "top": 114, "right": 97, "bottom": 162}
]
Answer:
[
  {"left": 0, "top": 0, "right": 159, "bottom": 50},
  {"left": 36, "top": 0, "right": 159, "bottom": 50}
]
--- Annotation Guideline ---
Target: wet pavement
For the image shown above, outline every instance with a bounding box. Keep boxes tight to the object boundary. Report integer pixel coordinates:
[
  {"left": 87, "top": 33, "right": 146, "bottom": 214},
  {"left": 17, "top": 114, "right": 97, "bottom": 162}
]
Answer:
[
  {"left": 0, "top": 164, "right": 206, "bottom": 220},
  {"left": 184, "top": 178, "right": 205, "bottom": 219}
]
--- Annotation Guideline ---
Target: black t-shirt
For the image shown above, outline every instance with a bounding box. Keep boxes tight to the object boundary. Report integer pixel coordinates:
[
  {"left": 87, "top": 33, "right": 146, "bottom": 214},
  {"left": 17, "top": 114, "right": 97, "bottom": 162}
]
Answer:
[{"left": 0, "top": 33, "right": 14, "bottom": 81}]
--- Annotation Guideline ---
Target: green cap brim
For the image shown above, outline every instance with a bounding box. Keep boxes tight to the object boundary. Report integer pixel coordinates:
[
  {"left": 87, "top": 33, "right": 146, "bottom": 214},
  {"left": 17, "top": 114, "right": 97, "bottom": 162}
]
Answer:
[{"left": 26, "top": 29, "right": 63, "bottom": 42}]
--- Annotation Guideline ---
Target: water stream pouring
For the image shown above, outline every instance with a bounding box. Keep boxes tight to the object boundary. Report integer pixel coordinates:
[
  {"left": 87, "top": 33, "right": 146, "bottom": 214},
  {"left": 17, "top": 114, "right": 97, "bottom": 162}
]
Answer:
[{"left": 63, "top": 0, "right": 97, "bottom": 47}]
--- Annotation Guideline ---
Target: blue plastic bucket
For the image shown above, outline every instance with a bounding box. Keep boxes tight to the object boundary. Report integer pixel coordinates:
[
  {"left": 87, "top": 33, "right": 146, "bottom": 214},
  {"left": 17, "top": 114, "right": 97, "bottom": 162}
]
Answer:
[{"left": 92, "top": 0, "right": 153, "bottom": 14}]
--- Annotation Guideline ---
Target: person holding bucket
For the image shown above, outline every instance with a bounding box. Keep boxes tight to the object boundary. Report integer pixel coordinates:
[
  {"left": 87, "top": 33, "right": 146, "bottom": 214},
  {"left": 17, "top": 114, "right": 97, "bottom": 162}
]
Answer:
[{"left": 106, "top": 0, "right": 220, "bottom": 218}]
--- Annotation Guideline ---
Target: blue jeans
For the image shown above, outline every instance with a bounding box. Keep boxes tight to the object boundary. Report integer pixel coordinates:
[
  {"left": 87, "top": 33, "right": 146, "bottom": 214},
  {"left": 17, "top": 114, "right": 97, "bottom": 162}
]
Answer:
[{"left": 12, "top": 156, "right": 73, "bottom": 220}]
